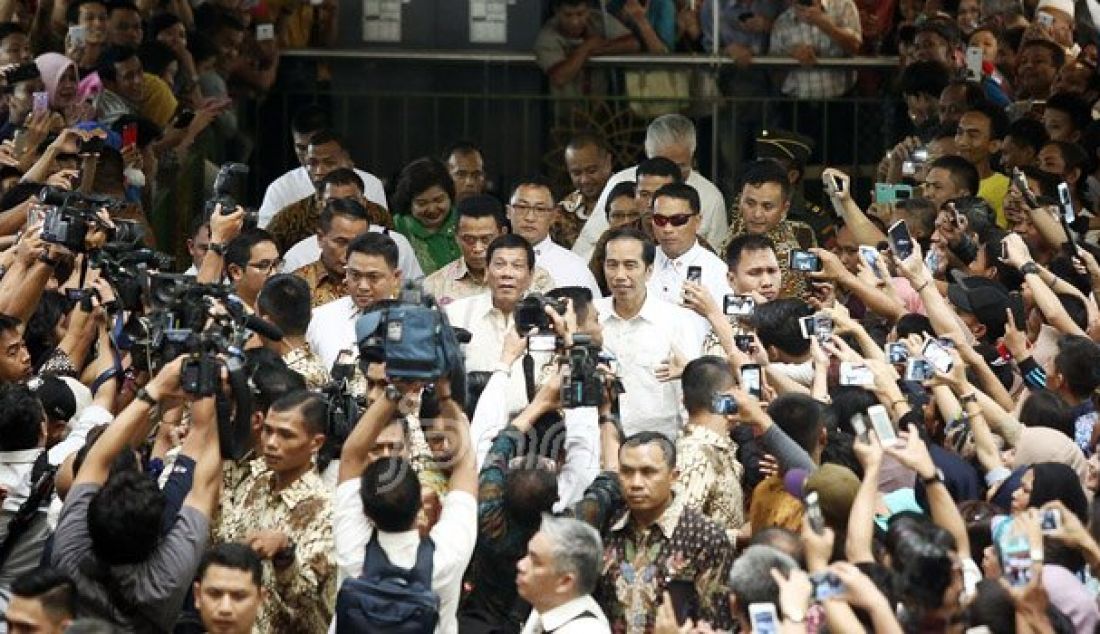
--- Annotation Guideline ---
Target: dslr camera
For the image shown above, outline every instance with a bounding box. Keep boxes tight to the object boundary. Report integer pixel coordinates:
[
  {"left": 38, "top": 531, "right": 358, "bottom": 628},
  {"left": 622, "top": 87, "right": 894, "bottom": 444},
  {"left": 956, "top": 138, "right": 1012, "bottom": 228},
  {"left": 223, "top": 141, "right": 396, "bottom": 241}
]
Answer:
[
  {"left": 515, "top": 293, "right": 568, "bottom": 336},
  {"left": 39, "top": 186, "right": 143, "bottom": 253},
  {"left": 204, "top": 162, "right": 258, "bottom": 227}
]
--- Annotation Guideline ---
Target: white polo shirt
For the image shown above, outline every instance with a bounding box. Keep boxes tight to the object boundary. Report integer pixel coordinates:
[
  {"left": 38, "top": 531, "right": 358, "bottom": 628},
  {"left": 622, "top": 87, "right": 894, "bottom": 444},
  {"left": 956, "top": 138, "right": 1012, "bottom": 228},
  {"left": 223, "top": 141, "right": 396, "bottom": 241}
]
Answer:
[{"left": 647, "top": 241, "right": 732, "bottom": 308}]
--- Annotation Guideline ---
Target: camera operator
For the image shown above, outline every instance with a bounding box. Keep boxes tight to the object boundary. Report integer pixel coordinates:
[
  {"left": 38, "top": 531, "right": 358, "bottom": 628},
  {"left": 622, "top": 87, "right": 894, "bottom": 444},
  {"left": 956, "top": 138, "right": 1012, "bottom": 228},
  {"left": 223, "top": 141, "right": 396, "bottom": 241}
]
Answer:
[{"left": 255, "top": 274, "right": 329, "bottom": 389}]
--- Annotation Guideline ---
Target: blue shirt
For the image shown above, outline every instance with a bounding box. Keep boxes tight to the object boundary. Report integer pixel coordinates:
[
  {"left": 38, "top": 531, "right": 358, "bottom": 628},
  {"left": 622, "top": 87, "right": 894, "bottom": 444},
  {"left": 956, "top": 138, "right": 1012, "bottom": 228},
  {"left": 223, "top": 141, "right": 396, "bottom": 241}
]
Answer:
[
  {"left": 699, "top": 0, "right": 782, "bottom": 53},
  {"left": 606, "top": 0, "right": 677, "bottom": 49}
]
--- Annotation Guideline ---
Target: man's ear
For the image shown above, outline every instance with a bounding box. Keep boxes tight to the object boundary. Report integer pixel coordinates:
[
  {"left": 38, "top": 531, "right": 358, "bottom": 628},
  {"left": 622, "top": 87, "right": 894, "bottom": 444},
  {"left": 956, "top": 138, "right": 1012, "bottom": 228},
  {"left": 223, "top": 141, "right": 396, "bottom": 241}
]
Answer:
[
  {"left": 310, "top": 433, "right": 326, "bottom": 454},
  {"left": 988, "top": 138, "right": 1003, "bottom": 156},
  {"left": 193, "top": 582, "right": 202, "bottom": 610},
  {"left": 227, "top": 263, "right": 243, "bottom": 283}
]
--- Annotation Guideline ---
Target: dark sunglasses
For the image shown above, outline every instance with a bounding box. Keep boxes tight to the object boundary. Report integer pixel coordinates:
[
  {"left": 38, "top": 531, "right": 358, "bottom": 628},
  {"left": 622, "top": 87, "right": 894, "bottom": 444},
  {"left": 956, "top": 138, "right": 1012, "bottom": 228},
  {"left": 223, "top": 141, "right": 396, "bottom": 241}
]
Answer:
[{"left": 651, "top": 213, "right": 695, "bottom": 228}]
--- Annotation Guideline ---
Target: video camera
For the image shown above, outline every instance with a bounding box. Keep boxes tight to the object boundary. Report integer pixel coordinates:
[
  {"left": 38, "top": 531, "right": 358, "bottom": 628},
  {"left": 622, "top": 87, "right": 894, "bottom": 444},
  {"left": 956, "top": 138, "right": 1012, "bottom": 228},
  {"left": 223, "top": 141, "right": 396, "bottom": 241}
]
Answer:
[
  {"left": 560, "top": 334, "right": 622, "bottom": 408},
  {"left": 355, "top": 280, "right": 467, "bottom": 392},
  {"left": 38, "top": 186, "right": 143, "bottom": 253},
  {"left": 318, "top": 351, "right": 365, "bottom": 470},
  {"left": 515, "top": 293, "right": 567, "bottom": 336},
  {"left": 204, "top": 162, "right": 258, "bottom": 227}
]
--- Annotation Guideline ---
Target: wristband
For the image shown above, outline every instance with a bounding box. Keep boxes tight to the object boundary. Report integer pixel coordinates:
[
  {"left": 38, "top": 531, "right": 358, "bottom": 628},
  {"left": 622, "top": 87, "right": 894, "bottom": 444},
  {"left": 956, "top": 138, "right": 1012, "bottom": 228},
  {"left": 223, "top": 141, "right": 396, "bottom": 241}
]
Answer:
[
  {"left": 914, "top": 278, "right": 931, "bottom": 293},
  {"left": 1020, "top": 261, "right": 1040, "bottom": 277},
  {"left": 959, "top": 392, "right": 978, "bottom": 406},
  {"left": 135, "top": 387, "right": 158, "bottom": 406}
]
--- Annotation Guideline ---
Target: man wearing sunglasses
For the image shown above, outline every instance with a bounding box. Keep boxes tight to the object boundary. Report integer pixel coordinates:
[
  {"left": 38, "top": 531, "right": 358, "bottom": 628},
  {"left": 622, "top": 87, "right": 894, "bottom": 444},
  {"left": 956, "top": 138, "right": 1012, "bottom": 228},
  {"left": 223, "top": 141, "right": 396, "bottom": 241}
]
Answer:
[{"left": 647, "top": 182, "right": 732, "bottom": 309}]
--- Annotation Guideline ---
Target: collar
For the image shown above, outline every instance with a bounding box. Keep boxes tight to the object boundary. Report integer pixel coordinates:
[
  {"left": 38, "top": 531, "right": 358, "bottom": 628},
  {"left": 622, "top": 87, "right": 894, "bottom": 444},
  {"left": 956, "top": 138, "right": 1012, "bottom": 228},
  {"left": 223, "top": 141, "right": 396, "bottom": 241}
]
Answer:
[
  {"left": 682, "top": 423, "right": 733, "bottom": 450},
  {"left": 607, "top": 292, "right": 661, "bottom": 324},
  {"left": 0, "top": 448, "right": 43, "bottom": 465},
  {"left": 655, "top": 242, "right": 702, "bottom": 270},
  {"left": 473, "top": 291, "right": 513, "bottom": 324},
  {"left": 264, "top": 467, "right": 325, "bottom": 508},
  {"left": 610, "top": 491, "right": 686, "bottom": 538},
  {"left": 447, "top": 257, "right": 482, "bottom": 283},
  {"left": 538, "top": 595, "right": 602, "bottom": 631},
  {"left": 306, "top": 260, "right": 341, "bottom": 285},
  {"left": 533, "top": 236, "right": 555, "bottom": 257}
]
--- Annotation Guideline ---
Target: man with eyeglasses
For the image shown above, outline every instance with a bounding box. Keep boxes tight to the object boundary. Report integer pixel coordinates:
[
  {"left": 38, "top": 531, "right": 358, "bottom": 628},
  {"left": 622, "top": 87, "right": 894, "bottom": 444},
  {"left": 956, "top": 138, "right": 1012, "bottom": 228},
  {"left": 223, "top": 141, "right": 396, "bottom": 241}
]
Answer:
[
  {"left": 224, "top": 228, "right": 282, "bottom": 311},
  {"left": 424, "top": 195, "right": 554, "bottom": 306},
  {"left": 648, "top": 182, "right": 732, "bottom": 309},
  {"left": 307, "top": 232, "right": 403, "bottom": 371},
  {"left": 507, "top": 179, "right": 601, "bottom": 298}
]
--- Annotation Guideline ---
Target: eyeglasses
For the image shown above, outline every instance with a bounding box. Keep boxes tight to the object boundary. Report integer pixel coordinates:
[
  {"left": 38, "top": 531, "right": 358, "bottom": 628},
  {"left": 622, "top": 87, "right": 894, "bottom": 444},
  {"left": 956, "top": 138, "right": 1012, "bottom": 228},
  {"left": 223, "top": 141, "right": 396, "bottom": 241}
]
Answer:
[
  {"left": 247, "top": 259, "right": 282, "bottom": 273},
  {"left": 510, "top": 203, "right": 555, "bottom": 216},
  {"left": 651, "top": 213, "right": 696, "bottom": 228}
]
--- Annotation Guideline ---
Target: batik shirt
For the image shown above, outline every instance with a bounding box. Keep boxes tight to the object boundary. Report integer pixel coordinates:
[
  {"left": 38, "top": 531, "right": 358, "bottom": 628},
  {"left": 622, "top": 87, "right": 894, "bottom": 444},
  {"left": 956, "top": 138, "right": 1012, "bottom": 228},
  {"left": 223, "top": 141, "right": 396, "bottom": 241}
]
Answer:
[
  {"left": 676, "top": 425, "right": 745, "bottom": 537},
  {"left": 215, "top": 467, "right": 335, "bottom": 634},
  {"left": 293, "top": 259, "right": 345, "bottom": 309},
  {"left": 552, "top": 190, "right": 592, "bottom": 249},
  {"left": 720, "top": 207, "right": 818, "bottom": 299},
  {"left": 283, "top": 343, "right": 330, "bottom": 390}
]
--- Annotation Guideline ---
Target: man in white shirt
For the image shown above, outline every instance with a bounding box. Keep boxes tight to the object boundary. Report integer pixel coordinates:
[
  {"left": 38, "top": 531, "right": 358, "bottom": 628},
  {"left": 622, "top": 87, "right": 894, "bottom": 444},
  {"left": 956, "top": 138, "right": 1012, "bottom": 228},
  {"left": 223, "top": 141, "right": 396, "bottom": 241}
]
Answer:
[
  {"left": 334, "top": 379, "right": 477, "bottom": 634},
  {"left": 507, "top": 180, "right": 601, "bottom": 298},
  {"left": 517, "top": 516, "right": 611, "bottom": 634},
  {"left": 573, "top": 114, "right": 728, "bottom": 260},
  {"left": 281, "top": 169, "right": 422, "bottom": 280},
  {"left": 595, "top": 228, "right": 705, "bottom": 439},
  {"left": 446, "top": 234, "right": 543, "bottom": 414},
  {"left": 306, "top": 232, "right": 402, "bottom": 371},
  {"left": 259, "top": 106, "right": 387, "bottom": 227},
  {"left": 647, "top": 182, "right": 733, "bottom": 307}
]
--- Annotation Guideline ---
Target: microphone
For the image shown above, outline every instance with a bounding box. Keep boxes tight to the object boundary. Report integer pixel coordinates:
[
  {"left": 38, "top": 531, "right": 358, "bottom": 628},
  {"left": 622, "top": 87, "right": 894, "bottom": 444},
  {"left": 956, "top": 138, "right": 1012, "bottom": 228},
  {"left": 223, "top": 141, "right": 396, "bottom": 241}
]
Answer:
[
  {"left": 783, "top": 468, "right": 809, "bottom": 499},
  {"left": 242, "top": 315, "right": 283, "bottom": 341}
]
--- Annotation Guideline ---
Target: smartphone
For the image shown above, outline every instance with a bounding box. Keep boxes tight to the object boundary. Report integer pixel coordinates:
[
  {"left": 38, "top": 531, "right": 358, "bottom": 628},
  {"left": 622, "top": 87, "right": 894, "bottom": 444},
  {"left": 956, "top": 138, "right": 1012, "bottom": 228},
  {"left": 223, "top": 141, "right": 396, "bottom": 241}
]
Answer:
[
  {"left": 3, "top": 62, "right": 39, "bottom": 84},
  {"left": 831, "top": 174, "right": 845, "bottom": 195},
  {"left": 666, "top": 579, "right": 698, "bottom": 624},
  {"left": 741, "top": 364, "right": 762, "bottom": 399},
  {"left": 812, "top": 571, "right": 845, "bottom": 601},
  {"left": 686, "top": 265, "right": 702, "bottom": 283},
  {"left": 255, "top": 23, "right": 275, "bottom": 41},
  {"left": 748, "top": 603, "right": 780, "bottom": 634},
  {"left": 999, "top": 533, "right": 1033, "bottom": 587},
  {"left": 711, "top": 393, "right": 738, "bottom": 415},
  {"left": 888, "top": 220, "right": 914, "bottom": 261},
  {"left": 789, "top": 249, "right": 822, "bottom": 272},
  {"left": 1040, "top": 508, "right": 1062, "bottom": 534},
  {"left": 885, "top": 342, "right": 909, "bottom": 364},
  {"left": 805, "top": 490, "right": 825, "bottom": 533},
  {"left": 1008, "top": 291, "right": 1026, "bottom": 328},
  {"left": 921, "top": 338, "right": 954, "bottom": 374},
  {"left": 799, "top": 315, "right": 815, "bottom": 339},
  {"left": 858, "top": 245, "right": 881, "bottom": 276},
  {"left": 814, "top": 314, "right": 834, "bottom": 343},
  {"left": 173, "top": 109, "right": 196, "bottom": 129},
  {"left": 1057, "top": 182, "right": 1075, "bottom": 224},
  {"left": 67, "top": 25, "right": 86, "bottom": 47},
  {"left": 850, "top": 412, "right": 868, "bottom": 437},
  {"left": 121, "top": 122, "right": 137, "bottom": 148},
  {"left": 1012, "top": 167, "right": 1039, "bottom": 208},
  {"left": 839, "top": 362, "right": 875, "bottom": 386},
  {"left": 905, "top": 358, "right": 934, "bottom": 382},
  {"left": 966, "top": 46, "right": 984, "bottom": 81},
  {"left": 723, "top": 294, "right": 755, "bottom": 317},
  {"left": 875, "top": 182, "right": 913, "bottom": 204},
  {"left": 867, "top": 404, "right": 897, "bottom": 445},
  {"left": 32, "top": 91, "right": 48, "bottom": 114}
]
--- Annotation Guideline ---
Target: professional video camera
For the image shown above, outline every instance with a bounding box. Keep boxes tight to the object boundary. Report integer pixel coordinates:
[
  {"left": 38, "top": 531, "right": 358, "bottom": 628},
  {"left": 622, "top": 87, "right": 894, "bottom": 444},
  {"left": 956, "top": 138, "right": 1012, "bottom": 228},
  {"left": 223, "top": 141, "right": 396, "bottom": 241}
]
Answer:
[
  {"left": 355, "top": 280, "right": 467, "bottom": 389},
  {"left": 318, "top": 351, "right": 365, "bottom": 470},
  {"left": 560, "top": 334, "right": 623, "bottom": 408},
  {"left": 514, "top": 293, "right": 567, "bottom": 336},
  {"left": 204, "top": 162, "right": 258, "bottom": 227},
  {"left": 38, "top": 186, "right": 143, "bottom": 253}
]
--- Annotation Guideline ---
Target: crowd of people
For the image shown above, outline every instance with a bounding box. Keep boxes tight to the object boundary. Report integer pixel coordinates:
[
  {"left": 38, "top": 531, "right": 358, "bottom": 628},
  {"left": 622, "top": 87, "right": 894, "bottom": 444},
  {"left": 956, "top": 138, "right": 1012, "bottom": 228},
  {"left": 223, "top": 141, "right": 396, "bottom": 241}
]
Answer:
[{"left": 2, "top": 0, "right": 1100, "bottom": 633}]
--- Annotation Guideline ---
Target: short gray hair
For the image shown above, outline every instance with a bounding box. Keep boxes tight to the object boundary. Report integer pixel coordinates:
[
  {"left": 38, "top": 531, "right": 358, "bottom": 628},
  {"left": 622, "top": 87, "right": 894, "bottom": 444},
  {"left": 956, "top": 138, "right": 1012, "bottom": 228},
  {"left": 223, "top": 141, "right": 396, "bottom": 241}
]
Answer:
[
  {"left": 645, "top": 114, "right": 696, "bottom": 158},
  {"left": 540, "top": 515, "right": 604, "bottom": 596},
  {"left": 728, "top": 545, "right": 798, "bottom": 618}
]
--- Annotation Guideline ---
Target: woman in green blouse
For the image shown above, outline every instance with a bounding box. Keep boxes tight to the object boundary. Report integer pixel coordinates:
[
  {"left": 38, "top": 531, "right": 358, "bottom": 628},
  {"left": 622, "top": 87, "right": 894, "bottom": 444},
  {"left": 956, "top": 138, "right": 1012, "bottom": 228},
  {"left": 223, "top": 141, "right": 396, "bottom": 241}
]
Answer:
[{"left": 392, "top": 157, "right": 462, "bottom": 275}]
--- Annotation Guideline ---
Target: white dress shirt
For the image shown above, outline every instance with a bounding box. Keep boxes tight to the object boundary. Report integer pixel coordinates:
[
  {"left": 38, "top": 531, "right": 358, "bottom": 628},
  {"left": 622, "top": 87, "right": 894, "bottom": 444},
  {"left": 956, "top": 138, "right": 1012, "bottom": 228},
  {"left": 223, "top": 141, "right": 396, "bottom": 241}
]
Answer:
[
  {"left": 532, "top": 237, "right": 602, "bottom": 298},
  {"left": 258, "top": 166, "right": 388, "bottom": 228},
  {"left": 445, "top": 293, "right": 551, "bottom": 414},
  {"left": 332, "top": 481, "right": 477, "bottom": 634},
  {"left": 520, "top": 595, "right": 611, "bottom": 634},
  {"left": 647, "top": 241, "right": 732, "bottom": 308},
  {"left": 594, "top": 294, "right": 705, "bottom": 439},
  {"left": 469, "top": 372, "right": 600, "bottom": 512},
  {"left": 572, "top": 168, "right": 728, "bottom": 260},
  {"left": 280, "top": 227, "right": 425, "bottom": 281},
  {"left": 306, "top": 295, "right": 360, "bottom": 371}
]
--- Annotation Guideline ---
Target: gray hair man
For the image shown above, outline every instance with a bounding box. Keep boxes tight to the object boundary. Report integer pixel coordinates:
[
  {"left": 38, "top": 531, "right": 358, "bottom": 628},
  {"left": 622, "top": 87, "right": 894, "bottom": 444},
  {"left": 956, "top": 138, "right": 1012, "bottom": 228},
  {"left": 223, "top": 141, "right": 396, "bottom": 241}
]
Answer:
[
  {"left": 573, "top": 115, "right": 729, "bottom": 259},
  {"left": 728, "top": 545, "right": 801, "bottom": 631},
  {"left": 516, "top": 516, "right": 611, "bottom": 633}
]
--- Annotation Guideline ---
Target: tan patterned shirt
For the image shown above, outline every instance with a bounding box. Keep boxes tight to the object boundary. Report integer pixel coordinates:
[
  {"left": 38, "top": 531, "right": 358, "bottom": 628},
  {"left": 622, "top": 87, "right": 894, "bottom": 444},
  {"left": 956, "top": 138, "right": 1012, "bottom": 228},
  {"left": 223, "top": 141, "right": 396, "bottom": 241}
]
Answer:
[
  {"left": 293, "top": 260, "right": 346, "bottom": 309},
  {"left": 676, "top": 424, "right": 745, "bottom": 538},
  {"left": 268, "top": 195, "right": 392, "bottom": 254},
  {"left": 283, "top": 344, "right": 330, "bottom": 389},
  {"left": 720, "top": 204, "right": 818, "bottom": 299},
  {"left": 421, "top": 257, "right": 556, "bottom": 307},
  {"left": 215, "top": 467, "right": 335, "bottom": 634}
]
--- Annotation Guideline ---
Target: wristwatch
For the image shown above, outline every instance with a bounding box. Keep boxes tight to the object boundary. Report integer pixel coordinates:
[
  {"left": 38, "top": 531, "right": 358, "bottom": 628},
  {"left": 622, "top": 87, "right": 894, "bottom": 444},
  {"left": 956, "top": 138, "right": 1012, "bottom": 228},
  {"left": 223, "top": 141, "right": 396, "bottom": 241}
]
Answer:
[
  {"left": 921, "top": 468, "right": 945, "bottom": 487},
  {"left": 135, "top": 387, "right": 158, "bottom": 407},
  {"left": 383, "top": 384, "right": 402, "bottom": 403},
  {"left": 1020, "top": 261, "right": 1040, "bottom": 276},
  {"left": 208, "top": 242, "right": 227, "bottom": 256}
]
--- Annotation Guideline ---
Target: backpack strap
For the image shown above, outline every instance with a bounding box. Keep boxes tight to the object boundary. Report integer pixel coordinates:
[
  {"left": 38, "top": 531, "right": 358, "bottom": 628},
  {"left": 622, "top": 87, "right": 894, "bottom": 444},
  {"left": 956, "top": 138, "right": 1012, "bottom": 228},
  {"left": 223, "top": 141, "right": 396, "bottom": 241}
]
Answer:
[
  {"left": 0, "top": 453, "right": 56, "bottom": 569},
  {"left": 361, "top": 531, "right": 435, "bottom": 587}
]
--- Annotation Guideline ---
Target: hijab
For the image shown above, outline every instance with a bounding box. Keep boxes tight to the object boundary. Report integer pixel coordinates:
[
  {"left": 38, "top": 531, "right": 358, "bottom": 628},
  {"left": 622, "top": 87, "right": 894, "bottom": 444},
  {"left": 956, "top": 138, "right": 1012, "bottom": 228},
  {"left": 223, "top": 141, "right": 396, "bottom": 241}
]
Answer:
[
  {"left": 1029, "top": 462, "right": 1088, "bottom": 522},
  {"left": 34, "top": 53, "right": 77, "bottom": 108}
]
